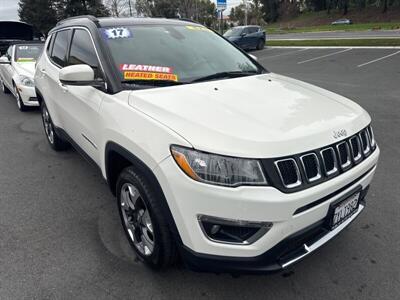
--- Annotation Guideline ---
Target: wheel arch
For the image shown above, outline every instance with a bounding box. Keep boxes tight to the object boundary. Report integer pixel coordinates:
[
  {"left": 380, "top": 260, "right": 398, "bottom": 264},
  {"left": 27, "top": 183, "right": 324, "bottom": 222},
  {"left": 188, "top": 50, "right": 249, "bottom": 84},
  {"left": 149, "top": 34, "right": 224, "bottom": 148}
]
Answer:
[
  {"left": 105, "top": 141, "right": 183, "bottom": 244},
  {"left": 35, "top": 88, "right": 44, "bottom": 105}
]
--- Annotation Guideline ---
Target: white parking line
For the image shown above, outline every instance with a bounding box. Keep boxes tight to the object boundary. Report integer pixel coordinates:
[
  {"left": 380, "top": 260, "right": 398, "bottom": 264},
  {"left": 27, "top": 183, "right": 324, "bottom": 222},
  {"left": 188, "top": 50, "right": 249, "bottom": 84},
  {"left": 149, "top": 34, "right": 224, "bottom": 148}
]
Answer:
[
  {"left": 357, "top": 50, "right": 400, "bottom": 67},
  {"left": 297, "top": 48, "right": 352, "bottom": 64},
  {"left": 261, "top": 48, "right": 309, "bottom": 59}
]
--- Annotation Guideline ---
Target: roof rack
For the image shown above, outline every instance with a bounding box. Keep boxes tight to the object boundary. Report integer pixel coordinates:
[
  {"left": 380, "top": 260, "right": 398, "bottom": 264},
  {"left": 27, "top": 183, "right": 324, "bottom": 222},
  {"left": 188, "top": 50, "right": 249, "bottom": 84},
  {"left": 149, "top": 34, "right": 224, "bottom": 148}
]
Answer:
[
  {"left": 168, "top": 17, "right": 200, "bottom": 25},
  {"left": 56, "top": 15, "right": 99, "bottom": 27}
]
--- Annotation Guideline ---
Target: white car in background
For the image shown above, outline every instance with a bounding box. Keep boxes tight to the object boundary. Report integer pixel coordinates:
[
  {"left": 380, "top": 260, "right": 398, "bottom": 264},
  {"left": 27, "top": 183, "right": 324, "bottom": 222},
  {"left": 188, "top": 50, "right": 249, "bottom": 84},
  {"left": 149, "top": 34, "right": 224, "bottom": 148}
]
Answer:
[{"left": 0, "top": 42, "right": 44, "bottom": 111}]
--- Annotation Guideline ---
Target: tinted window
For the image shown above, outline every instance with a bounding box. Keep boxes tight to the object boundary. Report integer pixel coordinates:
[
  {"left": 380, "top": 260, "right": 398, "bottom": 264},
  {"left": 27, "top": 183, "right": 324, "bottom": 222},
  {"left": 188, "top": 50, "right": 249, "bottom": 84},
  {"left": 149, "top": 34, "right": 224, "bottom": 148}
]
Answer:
[
  {"left": 248, "top": 27, "right": 258, "bottom": 34},
  {"left": 51, "top": 30, "right": 70, "bottom": 67},
  {"left": 68, "top": 29, "right": 101, "bottom": 78}
]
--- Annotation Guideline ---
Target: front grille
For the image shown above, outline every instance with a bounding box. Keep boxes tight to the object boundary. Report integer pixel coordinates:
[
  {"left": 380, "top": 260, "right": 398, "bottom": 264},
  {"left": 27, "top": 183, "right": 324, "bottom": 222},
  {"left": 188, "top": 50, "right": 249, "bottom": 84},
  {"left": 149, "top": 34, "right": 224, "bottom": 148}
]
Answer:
[{"left": 263, "top": 125, "right": 376, "bottom": 193}]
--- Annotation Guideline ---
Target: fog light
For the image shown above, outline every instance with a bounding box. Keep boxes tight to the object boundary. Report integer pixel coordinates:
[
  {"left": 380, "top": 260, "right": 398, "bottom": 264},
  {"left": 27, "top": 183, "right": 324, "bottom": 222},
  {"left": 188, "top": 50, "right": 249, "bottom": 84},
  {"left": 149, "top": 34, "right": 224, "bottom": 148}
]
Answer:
[{"left": 198, "top": 215, "right": 272, "bottom": 245}]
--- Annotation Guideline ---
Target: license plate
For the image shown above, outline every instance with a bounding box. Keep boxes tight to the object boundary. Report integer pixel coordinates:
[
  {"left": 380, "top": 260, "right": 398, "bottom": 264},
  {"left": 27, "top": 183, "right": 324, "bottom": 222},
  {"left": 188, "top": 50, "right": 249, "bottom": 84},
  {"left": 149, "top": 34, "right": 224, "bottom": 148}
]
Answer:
[{"left": 330, "top": 192, "right": 360, "bottom": 230}]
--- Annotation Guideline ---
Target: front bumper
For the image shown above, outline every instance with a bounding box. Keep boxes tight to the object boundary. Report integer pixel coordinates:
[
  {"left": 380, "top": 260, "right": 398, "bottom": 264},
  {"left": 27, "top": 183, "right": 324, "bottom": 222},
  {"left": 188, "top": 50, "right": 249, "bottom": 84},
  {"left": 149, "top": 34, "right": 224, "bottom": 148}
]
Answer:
[
  {"left": 181, "top": 188, "right": 368, "bottom": 274},
  {"left": 153, "top": 146, "right": 379, "bottom": 271},
  {"left": 16, "top": 85, "right": 39, "bottom": 107}
]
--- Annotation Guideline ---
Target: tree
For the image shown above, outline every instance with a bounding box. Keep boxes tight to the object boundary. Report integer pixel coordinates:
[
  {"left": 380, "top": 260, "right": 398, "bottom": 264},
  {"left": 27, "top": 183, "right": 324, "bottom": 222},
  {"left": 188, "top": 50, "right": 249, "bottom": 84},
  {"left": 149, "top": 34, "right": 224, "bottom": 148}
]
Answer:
[
  {"left": 105, "top": 0, "right": 131, "bottom": 17},
  {"left": 18, "top": 0, "right": 58, "bottom": 34},
  {"left": 56, "top": 0, "right": 110, "bottom": 19}
]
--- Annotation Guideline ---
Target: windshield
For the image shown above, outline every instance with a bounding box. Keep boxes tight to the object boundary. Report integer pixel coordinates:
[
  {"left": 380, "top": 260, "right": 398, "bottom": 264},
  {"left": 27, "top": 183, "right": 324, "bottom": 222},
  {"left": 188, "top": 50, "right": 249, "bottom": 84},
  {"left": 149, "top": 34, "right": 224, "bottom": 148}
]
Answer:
[
  {"left": 100, "top": 25, "right": 262, "bottom": 86},
  {"left": 14, "top": 44, "right": 43, "bottom": 62},
  {"left": 223, "top": 27, "right": 244, "bottom": 37}
]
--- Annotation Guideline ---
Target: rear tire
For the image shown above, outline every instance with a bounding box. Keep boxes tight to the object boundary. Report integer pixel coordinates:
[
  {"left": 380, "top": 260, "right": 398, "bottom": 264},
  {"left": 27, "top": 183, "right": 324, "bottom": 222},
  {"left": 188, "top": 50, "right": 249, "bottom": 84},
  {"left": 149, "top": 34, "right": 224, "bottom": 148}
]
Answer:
[
  {"left": 117, "top": 166, "right": 178, "bottom": 269},
  {"left": 0, "top": 78, "right": 10, "bottom": 94},
  {"left": 257, "top": 39, "right": 265, "bottom": 50},
  {"left": 41, "top": 101, "right": 69, "bottom": 151}
]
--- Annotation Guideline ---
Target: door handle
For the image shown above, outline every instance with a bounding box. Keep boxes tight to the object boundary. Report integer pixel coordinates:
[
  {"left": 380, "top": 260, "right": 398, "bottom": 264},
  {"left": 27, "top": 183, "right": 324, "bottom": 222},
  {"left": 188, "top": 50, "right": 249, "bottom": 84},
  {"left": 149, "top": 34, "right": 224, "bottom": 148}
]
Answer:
[{"left": 59, "top": 82, "right": 68, "bottom": 93}]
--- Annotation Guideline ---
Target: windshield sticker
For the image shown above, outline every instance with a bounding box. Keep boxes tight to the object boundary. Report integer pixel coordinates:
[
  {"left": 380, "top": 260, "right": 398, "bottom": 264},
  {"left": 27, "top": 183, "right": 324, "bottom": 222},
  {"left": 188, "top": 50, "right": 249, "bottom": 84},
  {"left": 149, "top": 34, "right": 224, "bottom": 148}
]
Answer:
[
  {"left": 18, "top": 46, "right": 29, "bottom": 50},
  {"left": 124, "top": 71, "right": 178, "bottom": 82},
  {"left": 186, "top": 26, "right": 211, "bottom": 32},
  {"left": 17, "top": 58, "right": 35, "bottom": 62},
  {"left": 120, "top": 64, "right": 173, "bottom": 74},
  {"left": 102, "top": 27, "right": 132, "bottom": 39}
]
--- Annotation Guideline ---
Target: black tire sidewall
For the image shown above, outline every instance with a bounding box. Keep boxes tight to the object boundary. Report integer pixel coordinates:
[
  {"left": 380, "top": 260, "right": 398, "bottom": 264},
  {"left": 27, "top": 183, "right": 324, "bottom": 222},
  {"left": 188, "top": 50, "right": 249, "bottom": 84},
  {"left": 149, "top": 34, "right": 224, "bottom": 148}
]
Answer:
[{"left": 257, "top": 39, "right": 265, "bottom": 50}]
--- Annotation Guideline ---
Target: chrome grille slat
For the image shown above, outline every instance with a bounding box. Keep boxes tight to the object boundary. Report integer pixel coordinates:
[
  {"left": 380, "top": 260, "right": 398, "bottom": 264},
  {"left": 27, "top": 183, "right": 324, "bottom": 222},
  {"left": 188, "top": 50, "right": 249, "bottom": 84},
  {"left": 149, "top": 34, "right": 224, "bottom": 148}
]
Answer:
[
  {"left": 337, "top": 141, "right": 351, "bottom": 169},
  {"left": 300, "top": 153, "right": 321, "bottom": 183},
  {"left": 275, "top": 158, "right": 302, "bottom": 189},
  {"left": 349, "top": 136, "right": 362, "bottom": 163},
  {"left": 320, "top": 147, "right": 338, "bottom": 176},
  {"left": 359, "top": 130, "right": 371, "bottom": 156}
]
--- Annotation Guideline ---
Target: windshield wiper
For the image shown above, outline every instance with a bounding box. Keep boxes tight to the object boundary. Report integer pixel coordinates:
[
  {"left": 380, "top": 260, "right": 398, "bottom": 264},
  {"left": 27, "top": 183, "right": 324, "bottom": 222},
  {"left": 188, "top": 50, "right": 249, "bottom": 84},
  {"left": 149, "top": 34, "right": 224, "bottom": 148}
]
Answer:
[
  {"left": 121, "top": 79, "right": 186, "bottom": 87},
  {"left": 190, "top": 71, "right": 260, "bottom": 83}
]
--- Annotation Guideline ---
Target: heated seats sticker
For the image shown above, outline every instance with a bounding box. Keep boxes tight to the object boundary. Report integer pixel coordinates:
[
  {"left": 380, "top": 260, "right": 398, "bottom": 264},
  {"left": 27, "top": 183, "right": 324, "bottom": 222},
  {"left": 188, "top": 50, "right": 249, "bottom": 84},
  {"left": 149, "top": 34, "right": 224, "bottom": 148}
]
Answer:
[{"left": 124, "top": 71, "right": 178, "bottom": 82}]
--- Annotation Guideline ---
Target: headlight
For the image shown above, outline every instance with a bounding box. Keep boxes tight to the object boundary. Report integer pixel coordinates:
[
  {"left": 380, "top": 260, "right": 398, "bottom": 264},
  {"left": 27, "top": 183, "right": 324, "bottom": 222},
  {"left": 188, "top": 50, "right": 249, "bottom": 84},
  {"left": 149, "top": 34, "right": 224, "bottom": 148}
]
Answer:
[
  {"left": 19, "top": 75, "right": 34, "bottom": 87},
  {"left": 171, "top": 145, "right": 267, "bottom": 187}
]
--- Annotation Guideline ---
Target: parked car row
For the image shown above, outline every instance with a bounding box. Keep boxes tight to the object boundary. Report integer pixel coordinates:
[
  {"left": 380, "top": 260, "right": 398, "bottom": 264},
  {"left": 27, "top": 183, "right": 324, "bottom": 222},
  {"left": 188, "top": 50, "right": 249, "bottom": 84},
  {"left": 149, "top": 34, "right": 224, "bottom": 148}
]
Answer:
[{"left": 0, "top": 16, "right": 379, "bottom": 275}]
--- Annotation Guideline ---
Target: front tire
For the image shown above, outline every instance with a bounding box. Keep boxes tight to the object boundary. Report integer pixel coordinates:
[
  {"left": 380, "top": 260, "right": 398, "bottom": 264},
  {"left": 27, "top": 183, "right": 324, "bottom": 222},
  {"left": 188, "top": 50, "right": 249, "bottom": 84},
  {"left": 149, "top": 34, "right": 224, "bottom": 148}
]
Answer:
[
  {"left": 257, "top": 39, "right": 265, "bottom": 50},
  {"left": 14, "top": 86, "right": 28, "bottom": 112},
  {"left": 117, "top": 167, "right": 177, "bottom": 269},
  {"left": 41, "top": 102, "right": 69, "bottom": 151}
]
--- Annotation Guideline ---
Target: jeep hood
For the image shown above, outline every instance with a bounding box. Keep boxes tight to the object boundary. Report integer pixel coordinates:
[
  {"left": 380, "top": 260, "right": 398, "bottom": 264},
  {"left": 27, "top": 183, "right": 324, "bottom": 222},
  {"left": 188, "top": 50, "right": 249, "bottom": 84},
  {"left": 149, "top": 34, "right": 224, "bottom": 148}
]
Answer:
[{"left": 128, "top": 73, "right": 370, "bottom": 158}]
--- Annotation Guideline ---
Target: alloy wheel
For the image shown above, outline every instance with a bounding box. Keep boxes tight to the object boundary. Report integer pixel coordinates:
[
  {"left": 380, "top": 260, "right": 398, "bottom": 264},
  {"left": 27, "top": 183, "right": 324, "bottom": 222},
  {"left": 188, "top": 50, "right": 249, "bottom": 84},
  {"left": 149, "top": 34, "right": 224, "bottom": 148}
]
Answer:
[
  {"left": 42, "top": 105, "right": 54, "bottom": 144},
  {"left": 120, "top": 183, "right": 155, "bottom": 256}
]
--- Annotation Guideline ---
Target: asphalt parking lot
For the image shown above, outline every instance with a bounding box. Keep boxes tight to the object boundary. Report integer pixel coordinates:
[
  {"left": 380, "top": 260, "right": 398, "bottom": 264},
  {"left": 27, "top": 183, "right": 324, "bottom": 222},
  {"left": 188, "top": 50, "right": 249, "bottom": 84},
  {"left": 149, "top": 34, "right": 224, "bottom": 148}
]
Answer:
[{"left": 1, "top": 47, "right": 399, "bottom": 299}]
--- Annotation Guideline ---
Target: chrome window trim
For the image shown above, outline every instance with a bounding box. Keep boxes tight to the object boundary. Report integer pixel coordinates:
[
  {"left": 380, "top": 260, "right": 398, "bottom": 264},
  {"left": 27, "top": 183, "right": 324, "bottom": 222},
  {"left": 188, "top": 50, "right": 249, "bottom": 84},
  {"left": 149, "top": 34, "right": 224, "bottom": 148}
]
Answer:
[
  {"left": 300, "top": 153, "right": 322, "bottom": 183},
  {"left": 349, "top": 136, "right": 362, "bottom": 163},
  {"left": 336, "top": 141, "right": 351, "bottom": 169},
  {"left": 320, "top": 147, "right": 338, "bottom": 176},
  {"left": 45, "top": 26, "right": 106, "bottom": 79},
  {"left": 275, "top": 158, "right": 302, "bottom": 188}
]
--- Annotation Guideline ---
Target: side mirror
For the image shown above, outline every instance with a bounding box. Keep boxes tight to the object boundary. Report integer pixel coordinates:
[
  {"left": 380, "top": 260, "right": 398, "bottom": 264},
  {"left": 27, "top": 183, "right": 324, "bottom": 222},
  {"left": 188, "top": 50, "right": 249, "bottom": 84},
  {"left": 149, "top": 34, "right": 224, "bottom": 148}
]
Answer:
[
  {"left": 59, "top": 64, "right": 104, "bottom": 87},
  {"left": 240, "top": 32, "right": 247, "bottom": 37},
  {"left": 0, "top": 56, "right": 11, "bottom": 64},
  {"left": 249, "top": 54, "right": 258, "bottom": 61}
]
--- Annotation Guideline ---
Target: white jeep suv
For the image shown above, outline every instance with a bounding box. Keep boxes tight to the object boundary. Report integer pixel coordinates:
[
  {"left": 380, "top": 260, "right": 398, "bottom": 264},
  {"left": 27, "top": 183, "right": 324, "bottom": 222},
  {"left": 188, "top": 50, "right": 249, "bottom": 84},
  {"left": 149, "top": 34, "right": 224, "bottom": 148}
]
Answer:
[{"left": 34, "top": 16, "right": 379, "bottom": 274}]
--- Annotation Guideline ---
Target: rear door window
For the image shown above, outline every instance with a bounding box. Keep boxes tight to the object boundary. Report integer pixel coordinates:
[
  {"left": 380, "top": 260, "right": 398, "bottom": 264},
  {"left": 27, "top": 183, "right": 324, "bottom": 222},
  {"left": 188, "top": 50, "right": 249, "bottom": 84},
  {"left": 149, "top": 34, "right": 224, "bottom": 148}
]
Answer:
[{"left": 50, "top": 30, "right": 70, "bottom": 67}]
